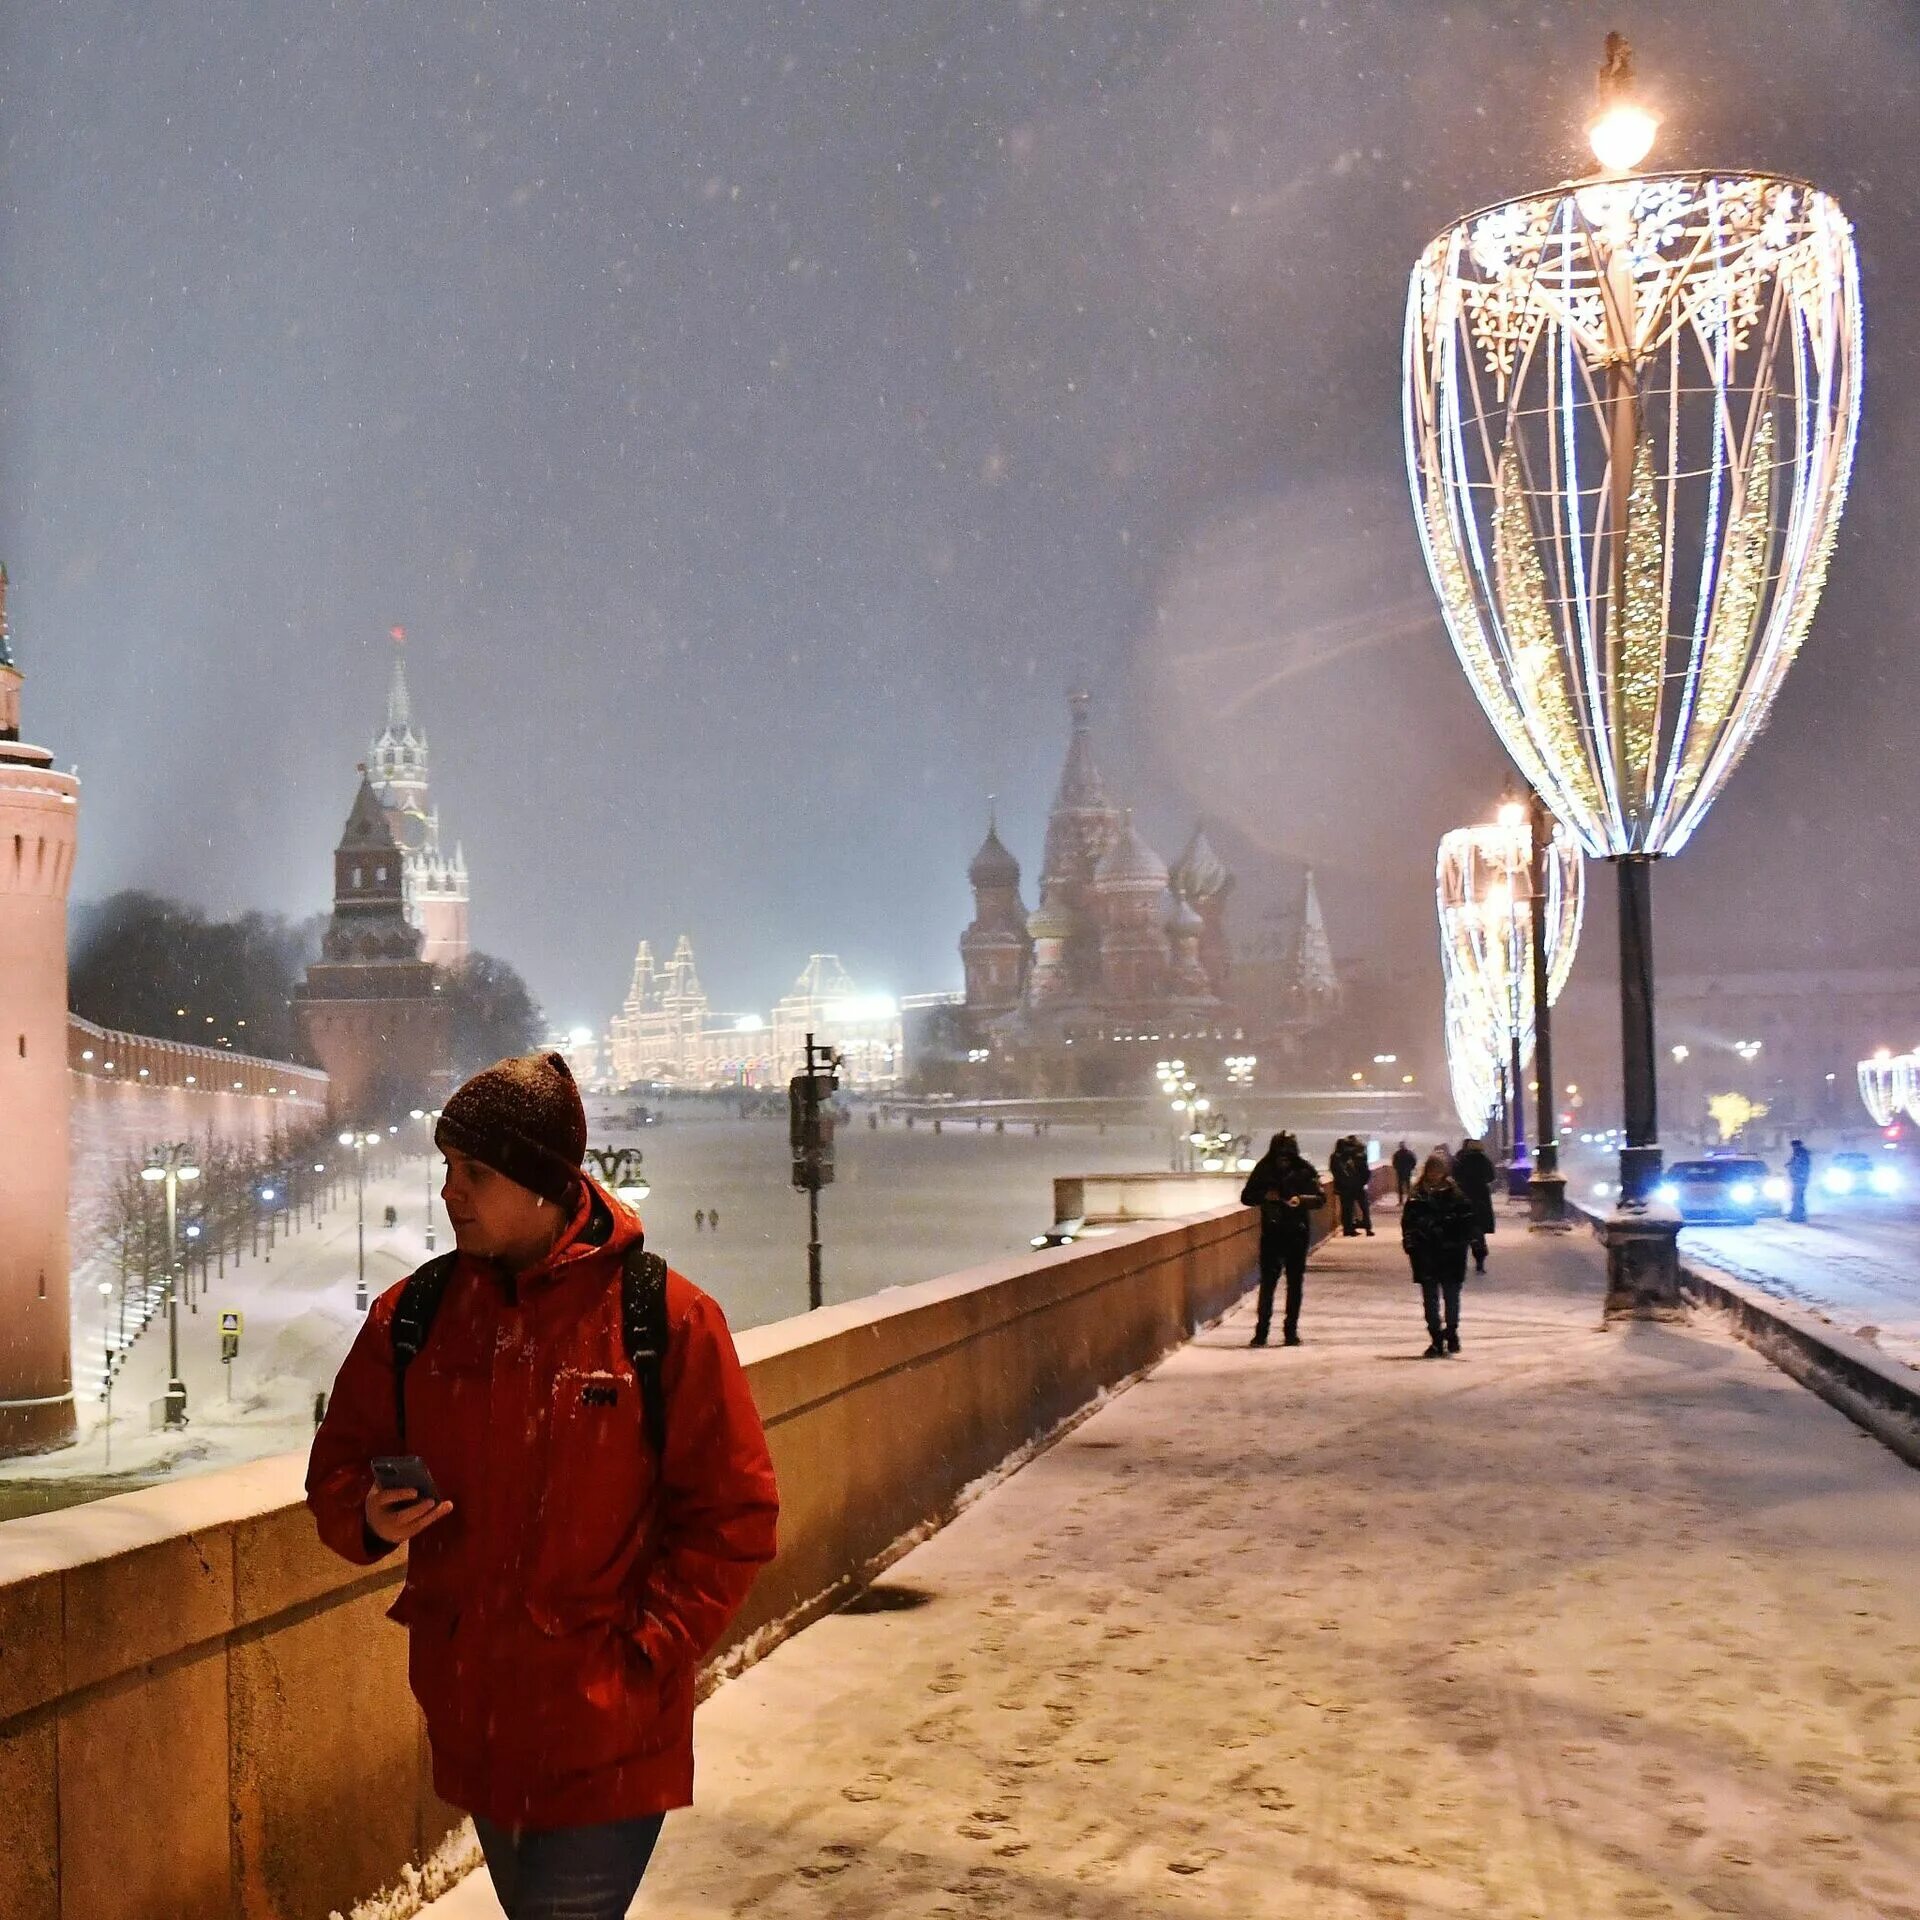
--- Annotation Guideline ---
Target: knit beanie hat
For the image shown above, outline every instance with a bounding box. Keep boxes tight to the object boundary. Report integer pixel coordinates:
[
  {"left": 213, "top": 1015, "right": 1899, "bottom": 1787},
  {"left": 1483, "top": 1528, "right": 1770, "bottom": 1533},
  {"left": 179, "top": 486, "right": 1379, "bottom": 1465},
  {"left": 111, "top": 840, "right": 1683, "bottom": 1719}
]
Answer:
[{"left": 434, "top": 1051, "right": 587, "bottom": 1205}]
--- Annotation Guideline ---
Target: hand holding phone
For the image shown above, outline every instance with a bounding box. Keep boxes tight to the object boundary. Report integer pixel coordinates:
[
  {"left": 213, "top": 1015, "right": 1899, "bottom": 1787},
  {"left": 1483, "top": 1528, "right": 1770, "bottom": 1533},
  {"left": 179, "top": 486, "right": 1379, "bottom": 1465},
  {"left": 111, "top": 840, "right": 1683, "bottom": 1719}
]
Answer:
[{"left": 366, "top": 1456, "right": 453, "bottom": 1545}]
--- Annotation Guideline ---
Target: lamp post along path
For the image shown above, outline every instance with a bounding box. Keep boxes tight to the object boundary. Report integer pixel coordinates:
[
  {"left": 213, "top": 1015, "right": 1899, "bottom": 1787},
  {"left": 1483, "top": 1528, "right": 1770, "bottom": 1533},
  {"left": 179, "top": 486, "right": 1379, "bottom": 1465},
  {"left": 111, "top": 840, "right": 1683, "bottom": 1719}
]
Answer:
[{"left": 1405, "top": 37, "right": 1862, "bottom": 1310}]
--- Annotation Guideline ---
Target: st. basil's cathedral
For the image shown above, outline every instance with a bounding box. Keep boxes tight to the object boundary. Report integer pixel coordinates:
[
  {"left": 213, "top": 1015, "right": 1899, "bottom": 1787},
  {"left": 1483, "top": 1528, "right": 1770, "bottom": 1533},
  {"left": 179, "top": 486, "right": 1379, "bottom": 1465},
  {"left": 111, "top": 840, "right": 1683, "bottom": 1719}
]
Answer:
[{"left": 959, "top": 692, "right": 1340, "bottom": 1094}]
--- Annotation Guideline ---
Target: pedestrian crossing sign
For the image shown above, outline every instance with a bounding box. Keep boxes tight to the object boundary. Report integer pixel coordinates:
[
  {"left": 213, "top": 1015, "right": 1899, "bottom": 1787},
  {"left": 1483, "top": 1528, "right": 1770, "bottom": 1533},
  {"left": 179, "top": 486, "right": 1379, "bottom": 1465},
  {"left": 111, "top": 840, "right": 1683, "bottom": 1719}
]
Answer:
[{"left": 220, "top": 1311, "right": 243, "bottom": 1335}]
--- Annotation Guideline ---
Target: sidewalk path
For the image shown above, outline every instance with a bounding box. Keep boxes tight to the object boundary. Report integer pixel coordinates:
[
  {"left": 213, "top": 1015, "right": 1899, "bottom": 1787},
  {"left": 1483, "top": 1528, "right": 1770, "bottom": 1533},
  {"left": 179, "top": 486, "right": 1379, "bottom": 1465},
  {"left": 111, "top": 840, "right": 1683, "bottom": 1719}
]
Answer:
[{"left": 425, "top": 1219, "right": 1920, "bottom": 1919}]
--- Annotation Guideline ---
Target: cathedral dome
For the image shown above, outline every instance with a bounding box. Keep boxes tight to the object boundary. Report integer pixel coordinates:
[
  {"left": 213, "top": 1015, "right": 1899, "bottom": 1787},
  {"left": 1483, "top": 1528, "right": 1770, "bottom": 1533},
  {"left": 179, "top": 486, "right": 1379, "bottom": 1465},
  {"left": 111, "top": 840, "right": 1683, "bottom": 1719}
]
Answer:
[
  {"left": 1094, "top": 813, "right": 1169, "bottom": 892},
  {"left": 967, "top": 823, "right": 1021, "bottom": 891},
  {"left": 1171, "top": 826, "right": 1230, "bottom": 905},
  {"left": 1026, "top": 898, "right": 1075, "bottom": 942},
  {"left": 1166, "top": 893, "right": 1205, "bottom": 937}
]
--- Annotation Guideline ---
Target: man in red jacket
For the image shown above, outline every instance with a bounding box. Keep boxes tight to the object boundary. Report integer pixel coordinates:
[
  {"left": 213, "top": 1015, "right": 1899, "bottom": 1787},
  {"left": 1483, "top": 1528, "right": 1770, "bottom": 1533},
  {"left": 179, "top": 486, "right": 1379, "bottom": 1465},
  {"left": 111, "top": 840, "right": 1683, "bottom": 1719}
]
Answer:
[{"left": 307, "top": 1052, "right": 779, "bottom": 1918}]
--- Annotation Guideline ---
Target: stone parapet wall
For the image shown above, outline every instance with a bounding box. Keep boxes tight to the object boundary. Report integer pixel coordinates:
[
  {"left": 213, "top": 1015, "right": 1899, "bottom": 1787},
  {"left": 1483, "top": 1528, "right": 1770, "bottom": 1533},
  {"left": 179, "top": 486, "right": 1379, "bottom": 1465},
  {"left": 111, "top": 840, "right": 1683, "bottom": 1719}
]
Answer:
[{"left": 0, "top": 1202, "right": 1259, "bottom": 1920}]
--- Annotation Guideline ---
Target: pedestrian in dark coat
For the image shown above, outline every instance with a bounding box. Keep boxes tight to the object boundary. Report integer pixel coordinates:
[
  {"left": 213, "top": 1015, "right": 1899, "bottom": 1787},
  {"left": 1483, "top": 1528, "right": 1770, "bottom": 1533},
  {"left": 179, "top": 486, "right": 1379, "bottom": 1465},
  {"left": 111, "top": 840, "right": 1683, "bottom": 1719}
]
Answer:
[
  {"left": 1452, "top": 1137, "right": 1498, "bottom": 1271},
  {"left": 307, "top": 1052, "right": 779, "bottom": 1916},
  {"left": 1787, "top": 1139, "right": 1812, "bottom": 1224},
  {"left": 1391, "top": 1141, "right": 1418, "bottom": 1204},
  {"left": 1331, "top": 1136, "right": 1375, "bottom": 1237},
  {"left": 1240, "top": 1132, "right": 1326, "bottom": 1347},
  {"left": 1401, "top": 1152, "right": 1475, "bottom": 1356}
]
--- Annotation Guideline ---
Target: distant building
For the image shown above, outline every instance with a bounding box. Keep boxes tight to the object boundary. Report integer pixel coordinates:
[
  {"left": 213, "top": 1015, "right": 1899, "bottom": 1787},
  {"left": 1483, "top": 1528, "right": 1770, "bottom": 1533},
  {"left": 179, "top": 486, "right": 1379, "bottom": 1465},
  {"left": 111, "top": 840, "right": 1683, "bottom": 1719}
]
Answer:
[
  {"left": 607, "top": 934, "right": 775, "bottom": 1088},
  {"left": 295, "top": 771, "right": 452, "bottom": 1120},
  {"left": 0, "top": 566, "right": 79, "bottom": 1452},
  {"left": 956, "top": 691, "right": 1338, "bottom": 1093},
  {"left": 772, "top": 955, "right": 903, "bottom": 1089},
  {"left": 1554, "top": 965, "right": 1920, "bottom": 1144},
  {"left": 368, "top": 634, "right": 469, "bottom": 969}
]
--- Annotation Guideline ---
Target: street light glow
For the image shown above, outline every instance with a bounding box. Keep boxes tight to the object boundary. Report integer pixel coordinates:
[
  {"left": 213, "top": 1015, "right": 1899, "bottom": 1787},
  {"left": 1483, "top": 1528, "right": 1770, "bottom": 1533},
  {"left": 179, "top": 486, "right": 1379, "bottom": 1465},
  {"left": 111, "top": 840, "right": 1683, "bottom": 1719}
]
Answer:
[{"left": 1588, "top": 102, "right": 1658, "bottom": 174}]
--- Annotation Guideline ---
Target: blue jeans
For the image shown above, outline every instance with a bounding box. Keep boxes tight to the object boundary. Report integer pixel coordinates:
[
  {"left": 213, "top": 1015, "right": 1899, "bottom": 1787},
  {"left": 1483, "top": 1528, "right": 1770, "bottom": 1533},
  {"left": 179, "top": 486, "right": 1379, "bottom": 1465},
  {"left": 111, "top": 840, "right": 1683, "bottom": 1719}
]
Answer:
[{"left": 473, "top": 1813, "right": 666, "bottom": 1920}]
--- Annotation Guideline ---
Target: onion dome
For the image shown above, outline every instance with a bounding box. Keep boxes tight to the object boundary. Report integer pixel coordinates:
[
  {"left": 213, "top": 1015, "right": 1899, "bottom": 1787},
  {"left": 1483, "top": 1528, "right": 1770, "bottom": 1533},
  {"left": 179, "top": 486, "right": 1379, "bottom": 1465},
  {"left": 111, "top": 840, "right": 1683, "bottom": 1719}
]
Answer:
[
  {"left": 1094, "top": 811, "right": 1169, "bottom": 891},
  {"left": 968, "top": 820, "right": 1022, "bottom": 891},
  {"left": 1171, "top": 824, "right": 1230, "bottom": 905},
  {"left": 1166, "top": 892, "right": 1205, "bottom": 938},
  {"left": 1026, "top": 898, "right": 1076, "bottom": 942}
]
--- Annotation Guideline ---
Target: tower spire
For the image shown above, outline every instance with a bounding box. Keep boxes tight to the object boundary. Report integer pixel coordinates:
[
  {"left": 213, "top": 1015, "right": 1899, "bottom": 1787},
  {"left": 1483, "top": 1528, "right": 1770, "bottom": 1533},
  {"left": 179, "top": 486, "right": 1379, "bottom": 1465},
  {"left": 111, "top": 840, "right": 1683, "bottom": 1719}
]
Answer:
[{"left": 386, "top": 626, "right": 412, "bottom": 731}]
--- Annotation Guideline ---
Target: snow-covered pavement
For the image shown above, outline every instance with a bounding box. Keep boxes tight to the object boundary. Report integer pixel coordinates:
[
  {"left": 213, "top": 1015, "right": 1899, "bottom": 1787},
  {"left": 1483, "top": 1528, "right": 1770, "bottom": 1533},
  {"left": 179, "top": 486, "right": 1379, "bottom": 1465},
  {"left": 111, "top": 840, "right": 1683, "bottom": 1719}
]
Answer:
[{"left": 413, "top": 1216, "right": 1920, "bottom": 1920}]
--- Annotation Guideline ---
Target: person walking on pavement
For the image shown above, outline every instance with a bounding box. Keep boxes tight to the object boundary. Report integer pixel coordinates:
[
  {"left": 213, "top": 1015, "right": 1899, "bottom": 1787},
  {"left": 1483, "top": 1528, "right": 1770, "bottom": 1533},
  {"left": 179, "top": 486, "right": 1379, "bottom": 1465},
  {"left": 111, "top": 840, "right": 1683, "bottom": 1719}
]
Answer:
[
  {"left": 307, "top": 1052, "right": 779, "bottom": 1920},
  {"left": 1787, "top": 1139, "right": 1813, "bottom": 1224},
  {"left": 1240, "top": 1131, "right": 1326, "bottom": 1347},
  {"left": 1332, "top": 1136, "right": 1374, "bottom": 1236},
  {"left": 1401, "top": 1151, "right": 1475, "bottom": 1356},
  {"left": 1452, "top": 1137, "right": 1498, "bottom": 1273},
  {"left": 1391, "top": 1140, "right": 1418, "bottom": 1205},
  {"left": 695, "top": 1207, "right": 706, "bottom": 1233}
]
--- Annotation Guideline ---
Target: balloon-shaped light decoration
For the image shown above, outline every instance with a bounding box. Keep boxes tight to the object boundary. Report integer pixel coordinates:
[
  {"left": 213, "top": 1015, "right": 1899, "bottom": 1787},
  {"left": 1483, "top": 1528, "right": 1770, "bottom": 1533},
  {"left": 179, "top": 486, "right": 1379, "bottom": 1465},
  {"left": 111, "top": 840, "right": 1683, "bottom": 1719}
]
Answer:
[
  {"left": 1405, "top": 172, "right": 1861, "bottom": 856},
  {"left": 1436, "top": 817, "right": 1584, "bottom": 1136},
  {"left": 1896, "top": 1056, "right": 1920, "bottom": 1125},
  {"left": 1857, "top": 1051, "right": 1920, "bottom": 1128},
  {"left": 1404, "top": 39, "right": 1861, "bottom": 1224}
]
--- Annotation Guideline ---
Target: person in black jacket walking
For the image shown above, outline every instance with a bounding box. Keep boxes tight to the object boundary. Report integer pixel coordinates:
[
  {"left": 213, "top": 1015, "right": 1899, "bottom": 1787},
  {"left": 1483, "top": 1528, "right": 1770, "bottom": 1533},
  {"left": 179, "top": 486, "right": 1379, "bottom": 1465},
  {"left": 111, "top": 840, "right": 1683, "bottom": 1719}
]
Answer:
[
  {"left": 1451, "top": 1138, "right": 1498, "bottom": 1272},
  {"left": 1239, "top": 1132, "right": 1326, "bottom": 1347},
  {"left": 1331, "top": 1136, "right": 1375, "bottom": 1236},
  {"left": 1401, "top": 1152, "right": 1475, "bottom": 1355},
  {"left": 1391, "top": 1141, "right": 1418, "bottom": 1204}
]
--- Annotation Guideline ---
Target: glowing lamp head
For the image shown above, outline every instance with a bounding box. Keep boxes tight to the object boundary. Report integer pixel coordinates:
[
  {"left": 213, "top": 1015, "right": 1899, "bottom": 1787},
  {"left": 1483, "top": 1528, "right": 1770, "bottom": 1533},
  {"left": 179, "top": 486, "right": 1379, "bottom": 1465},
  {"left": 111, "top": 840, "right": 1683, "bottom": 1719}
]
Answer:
[
  {"left": 1588, "top": 103, "right": 1658, "bottom": 174},
  {"left": 1496, "top": 800, "right": 1526, "bottom": 828}
]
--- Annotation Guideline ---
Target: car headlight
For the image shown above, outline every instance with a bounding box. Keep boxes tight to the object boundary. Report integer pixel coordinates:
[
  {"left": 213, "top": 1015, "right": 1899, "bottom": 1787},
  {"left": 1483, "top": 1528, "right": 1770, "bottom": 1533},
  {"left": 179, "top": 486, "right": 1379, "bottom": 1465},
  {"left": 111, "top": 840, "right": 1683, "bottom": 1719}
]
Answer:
[
  {"left": 1762, "top": 1177, "right": 1789, "bottom": 1201},
  {"left": 1870, "top": 1167, "right": 1901, "bottom": 1196},
  {"left": 1729, "top": 1182, "right": 1756, "bottom": 1205},
  {"left": 1823, "top": 1169, "right": 1854, "bottom": 1195},
  {"left": 1654, "top": 1182, "right": 1680, "bottom": 1206}
]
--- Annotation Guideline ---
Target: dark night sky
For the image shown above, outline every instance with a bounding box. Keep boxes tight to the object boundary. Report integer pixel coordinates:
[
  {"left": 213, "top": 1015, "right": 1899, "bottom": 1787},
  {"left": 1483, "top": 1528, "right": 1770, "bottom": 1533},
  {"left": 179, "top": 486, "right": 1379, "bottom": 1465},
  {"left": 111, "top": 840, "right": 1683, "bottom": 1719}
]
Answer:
[{"left": 1, "top": 2, "right": 1915, "bottom": 1030}]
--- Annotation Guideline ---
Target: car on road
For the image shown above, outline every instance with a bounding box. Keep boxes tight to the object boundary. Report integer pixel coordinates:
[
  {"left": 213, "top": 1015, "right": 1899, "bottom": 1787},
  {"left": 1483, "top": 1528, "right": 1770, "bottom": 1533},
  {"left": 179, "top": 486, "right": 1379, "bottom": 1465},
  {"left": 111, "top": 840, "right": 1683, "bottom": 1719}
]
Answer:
[
  {"left": 1655, "top": 1157, "right": 1781, "bottom": 1225},
  {"left": 1821, "top": 1149, "right": 1904, "bottom": 1201}
]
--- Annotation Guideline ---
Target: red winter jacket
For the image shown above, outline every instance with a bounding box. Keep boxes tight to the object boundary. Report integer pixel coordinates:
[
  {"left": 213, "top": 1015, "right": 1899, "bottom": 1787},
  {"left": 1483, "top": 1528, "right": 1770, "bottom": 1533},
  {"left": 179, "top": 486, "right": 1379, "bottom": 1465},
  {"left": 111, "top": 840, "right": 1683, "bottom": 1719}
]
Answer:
[{"left": 305, "top": 1180, "right": 779, "bottom": 1829}]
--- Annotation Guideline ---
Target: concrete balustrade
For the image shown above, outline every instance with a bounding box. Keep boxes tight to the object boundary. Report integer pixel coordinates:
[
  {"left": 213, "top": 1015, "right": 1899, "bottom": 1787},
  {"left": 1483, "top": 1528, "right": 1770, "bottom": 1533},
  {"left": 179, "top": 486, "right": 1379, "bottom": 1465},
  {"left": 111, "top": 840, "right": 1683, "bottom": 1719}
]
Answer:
[{"left": 0, "top": 1198, "right": 1275, "bottom": 1920}]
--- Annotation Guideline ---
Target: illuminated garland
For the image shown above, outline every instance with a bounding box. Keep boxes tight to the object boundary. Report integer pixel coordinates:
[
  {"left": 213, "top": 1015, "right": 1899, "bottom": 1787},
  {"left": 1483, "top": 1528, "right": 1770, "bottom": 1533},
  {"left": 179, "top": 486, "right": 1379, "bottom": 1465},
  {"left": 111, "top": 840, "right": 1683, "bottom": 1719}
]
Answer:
[
  {"left": 1494, "top": 446, "right": 1605, "bottom": 834},
  {"left": 1675, "top": 410, "right": 1774, "bottom": 807},
  {"left": 1614, "top": 436, "right": 1666, "bottom": 818}
]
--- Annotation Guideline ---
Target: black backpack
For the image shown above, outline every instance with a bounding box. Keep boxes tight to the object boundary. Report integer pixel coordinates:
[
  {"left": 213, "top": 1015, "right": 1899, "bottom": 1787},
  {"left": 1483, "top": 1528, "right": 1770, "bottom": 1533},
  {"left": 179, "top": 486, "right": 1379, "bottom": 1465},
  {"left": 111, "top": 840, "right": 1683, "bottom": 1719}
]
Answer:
[{"left": 389, "top": 1245, "right": 671, "bottom": 1456}]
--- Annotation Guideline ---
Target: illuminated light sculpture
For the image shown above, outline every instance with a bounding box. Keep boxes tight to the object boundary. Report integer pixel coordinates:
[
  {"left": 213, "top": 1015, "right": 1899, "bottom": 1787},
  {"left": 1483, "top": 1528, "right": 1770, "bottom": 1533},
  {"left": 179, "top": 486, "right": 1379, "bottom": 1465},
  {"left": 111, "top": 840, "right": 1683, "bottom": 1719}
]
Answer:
[
  {"left": 1857, "top": 1050, "right": 1920, "bottom": 1129},
  {"left": 1437, "top": 818, "right": 1584, "bottom": 1140},
  {"left": 1897, "top": 1055, "right": 1920, "bottom": 1126},
  {"left": 1403, "top": 37, "right": 1862, "bottom": 1306}
]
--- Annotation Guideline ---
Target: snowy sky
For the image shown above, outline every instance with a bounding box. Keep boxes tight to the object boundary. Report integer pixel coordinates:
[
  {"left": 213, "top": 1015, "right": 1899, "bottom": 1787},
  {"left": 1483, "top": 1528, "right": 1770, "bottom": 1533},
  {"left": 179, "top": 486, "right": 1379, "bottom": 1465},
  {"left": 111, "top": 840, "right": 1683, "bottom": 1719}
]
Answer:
[{"left": 2, "top": 2, "right": 1915, "bottom": 1027}]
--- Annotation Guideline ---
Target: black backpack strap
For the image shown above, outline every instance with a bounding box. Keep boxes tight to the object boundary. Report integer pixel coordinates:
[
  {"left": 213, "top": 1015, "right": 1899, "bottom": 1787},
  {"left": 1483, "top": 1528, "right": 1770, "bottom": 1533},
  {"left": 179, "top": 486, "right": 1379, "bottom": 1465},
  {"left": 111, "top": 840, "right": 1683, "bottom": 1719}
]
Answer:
[
  {"left": 389, "top": 1253, "right": 460, "bottom": 1445},
  {"left": 621, "top": 1248, "right": 671, "bottom": 1460}
]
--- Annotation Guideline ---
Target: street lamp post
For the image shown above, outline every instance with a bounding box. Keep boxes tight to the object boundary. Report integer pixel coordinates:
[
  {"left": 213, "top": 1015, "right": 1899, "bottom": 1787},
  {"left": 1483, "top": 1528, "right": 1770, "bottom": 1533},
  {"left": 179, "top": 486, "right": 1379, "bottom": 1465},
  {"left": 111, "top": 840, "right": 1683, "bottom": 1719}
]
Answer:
[
  {"left": 1527, "top": 789, "right": 1569, "bottom": 1226},
  {"left": 140, "top": 1144, "right": 201, "bottom": 1427},
  {"left": 410, "top": 1108, "right": 444, "bottom": 1252},
  {"left": 1405, "top": 37, "right": 1862, "bottom": 1311},
  {"left": 339, "top": 1130, "right": 382, "bottom": 1312}
]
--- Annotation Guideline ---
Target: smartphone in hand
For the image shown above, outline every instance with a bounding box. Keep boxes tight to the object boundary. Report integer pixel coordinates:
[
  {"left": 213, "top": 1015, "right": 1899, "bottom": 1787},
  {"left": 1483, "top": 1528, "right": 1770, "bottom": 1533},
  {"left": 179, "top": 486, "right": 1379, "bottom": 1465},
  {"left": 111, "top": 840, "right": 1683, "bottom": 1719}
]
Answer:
[{"left": 371, "top": 1454, "right": 442, "bottom": 1503}]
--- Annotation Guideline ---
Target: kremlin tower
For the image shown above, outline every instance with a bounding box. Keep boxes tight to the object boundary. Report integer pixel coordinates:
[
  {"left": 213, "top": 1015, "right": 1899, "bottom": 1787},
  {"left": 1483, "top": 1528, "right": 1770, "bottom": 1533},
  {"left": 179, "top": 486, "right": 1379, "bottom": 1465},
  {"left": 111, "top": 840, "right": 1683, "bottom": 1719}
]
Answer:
[
  {"left": 0, "top": 567, "right": 79, "bottom": 1452},
  {"left": 369, "top": 629, "right": 470, "bottom": 968},
  {"left": 295, "top": 770, "right": 452, "bottom": 1120}
]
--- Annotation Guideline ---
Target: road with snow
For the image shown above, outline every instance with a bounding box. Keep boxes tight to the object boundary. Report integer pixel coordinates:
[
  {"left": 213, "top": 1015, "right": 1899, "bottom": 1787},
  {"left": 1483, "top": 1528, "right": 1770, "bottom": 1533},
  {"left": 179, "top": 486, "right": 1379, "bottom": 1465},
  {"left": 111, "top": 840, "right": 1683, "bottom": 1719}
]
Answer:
[{"left": 1558, "top": 1141, "right": 1920, "bottom": 1374}]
